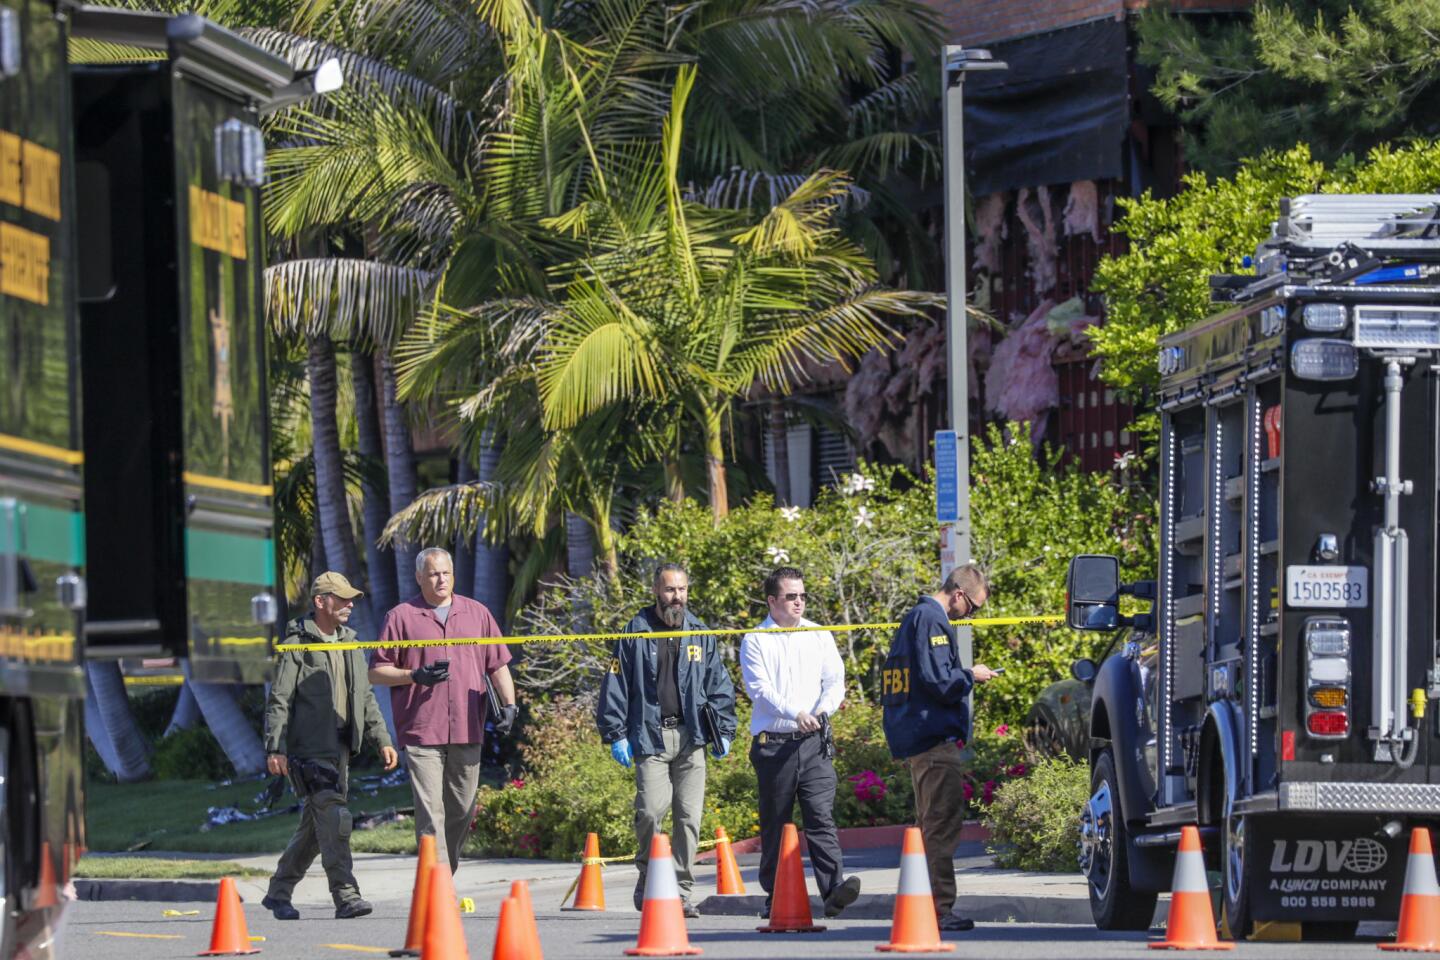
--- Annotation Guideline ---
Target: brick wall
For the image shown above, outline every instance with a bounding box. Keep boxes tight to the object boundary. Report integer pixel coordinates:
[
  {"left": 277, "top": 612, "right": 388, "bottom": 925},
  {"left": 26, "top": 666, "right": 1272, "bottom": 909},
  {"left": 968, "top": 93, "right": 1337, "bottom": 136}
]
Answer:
[{"left": 928, "top": 0, "right": 1251, "bottom": 47}]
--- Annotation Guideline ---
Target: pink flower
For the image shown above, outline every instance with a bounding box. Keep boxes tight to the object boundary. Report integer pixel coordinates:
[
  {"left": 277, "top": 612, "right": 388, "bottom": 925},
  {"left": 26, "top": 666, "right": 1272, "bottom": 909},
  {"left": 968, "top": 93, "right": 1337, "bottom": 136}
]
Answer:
[
  {"left": 993, "top": 724, "right": 1009, "bottom": 737},
  {"left": 1008, "top": 763, "right": 1028, "bottom": 778},
  {"left": 982, "top": 780, "right": 997, "bottom": 805},
  {"left": 962, "top": 781, "right": 975, "bottom": 801},
  {"left": 509, "top": 778, "right": 526, "bottom": 789}
]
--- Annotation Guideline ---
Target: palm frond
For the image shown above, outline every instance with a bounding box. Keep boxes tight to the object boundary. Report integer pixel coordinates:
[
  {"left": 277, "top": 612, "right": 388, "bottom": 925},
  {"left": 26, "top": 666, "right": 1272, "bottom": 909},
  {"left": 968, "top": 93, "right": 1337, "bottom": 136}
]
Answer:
[
  {"left": 266, "top": 258, "right": 437, "bottom": 344},
  {"left": 381, "top": 479, "right": 508, "bottom": 547},
  {"left": 242, "top": 27, "right": 470, "bottom": 145},
  {"left": 687, "top": 169, "right": 870, "bottom": 214}
]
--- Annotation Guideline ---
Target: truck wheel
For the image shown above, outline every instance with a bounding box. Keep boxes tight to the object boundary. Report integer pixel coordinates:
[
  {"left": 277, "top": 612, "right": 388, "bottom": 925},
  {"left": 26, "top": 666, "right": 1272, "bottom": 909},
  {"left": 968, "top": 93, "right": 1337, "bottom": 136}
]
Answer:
[
  {"left": 1081, "top": 749, "right": 1158, "bottom": 930},
  {"left": 1221, "top": 804, "right": 1254, "bottom": 939}
]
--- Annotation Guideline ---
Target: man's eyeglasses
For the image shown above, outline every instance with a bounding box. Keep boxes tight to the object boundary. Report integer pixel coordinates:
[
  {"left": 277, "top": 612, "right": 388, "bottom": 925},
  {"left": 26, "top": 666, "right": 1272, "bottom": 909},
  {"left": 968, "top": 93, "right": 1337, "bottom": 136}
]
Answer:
[
  {"left": 958, "top": 589, "right": 983, "bottom": 614},
  {"left": 778, "top": 592, "right": 808, "bottom": 603}
]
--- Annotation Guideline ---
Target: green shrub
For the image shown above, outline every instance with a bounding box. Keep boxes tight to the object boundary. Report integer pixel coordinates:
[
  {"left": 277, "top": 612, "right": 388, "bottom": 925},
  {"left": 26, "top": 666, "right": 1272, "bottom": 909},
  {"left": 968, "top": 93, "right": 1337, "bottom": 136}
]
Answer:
[
  {"left": 152, "top": 725, "right": 231, "bottom": 781},
  {"left": 982, "top": 757, "right": 1090, "bottom": 872}
]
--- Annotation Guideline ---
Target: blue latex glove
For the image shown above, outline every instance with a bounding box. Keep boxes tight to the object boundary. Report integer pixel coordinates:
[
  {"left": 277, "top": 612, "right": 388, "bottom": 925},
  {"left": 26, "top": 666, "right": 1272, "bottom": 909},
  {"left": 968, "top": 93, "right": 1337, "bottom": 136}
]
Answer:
[
  {"left": 611, "top": 738, "right": 633, "bottom": 768},
  {"left": 712, "top": 737, "right": 731, "bottom": 759}
]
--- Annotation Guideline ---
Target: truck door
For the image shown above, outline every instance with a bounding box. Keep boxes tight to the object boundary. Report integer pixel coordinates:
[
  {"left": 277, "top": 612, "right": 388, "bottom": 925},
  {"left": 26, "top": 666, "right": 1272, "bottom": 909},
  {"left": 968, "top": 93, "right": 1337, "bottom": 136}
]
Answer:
[
  {"left": 0, "top": 0, "right": 83, "bottom": 688},
  {"left": 171, "top": 74, "right": 276, "bottom": 683}
]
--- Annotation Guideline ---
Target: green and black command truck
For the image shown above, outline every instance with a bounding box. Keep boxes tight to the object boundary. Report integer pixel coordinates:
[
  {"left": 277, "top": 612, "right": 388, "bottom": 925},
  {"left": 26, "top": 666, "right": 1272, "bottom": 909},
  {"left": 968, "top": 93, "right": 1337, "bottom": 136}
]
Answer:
[
  {"left": 1067, "top": 195, "right": 1440, "bottom": 941},
  {"left": 1, "top": 5, "right": 332, "bottom": 954}
]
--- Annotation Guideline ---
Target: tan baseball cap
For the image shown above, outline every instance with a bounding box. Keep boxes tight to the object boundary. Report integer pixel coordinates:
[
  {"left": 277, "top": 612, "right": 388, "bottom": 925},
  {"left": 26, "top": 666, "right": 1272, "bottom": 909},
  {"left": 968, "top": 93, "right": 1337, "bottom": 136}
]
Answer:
[{"left": 311, "top": 571, "right": 363, "bottom": 600}]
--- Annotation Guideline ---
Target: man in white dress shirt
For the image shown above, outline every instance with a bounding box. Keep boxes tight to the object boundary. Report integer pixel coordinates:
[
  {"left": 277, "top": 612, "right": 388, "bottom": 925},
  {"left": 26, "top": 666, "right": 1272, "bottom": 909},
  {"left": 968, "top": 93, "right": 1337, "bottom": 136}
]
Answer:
[{"left": 740, "top": 566, "right": 861, "bottom": 919}]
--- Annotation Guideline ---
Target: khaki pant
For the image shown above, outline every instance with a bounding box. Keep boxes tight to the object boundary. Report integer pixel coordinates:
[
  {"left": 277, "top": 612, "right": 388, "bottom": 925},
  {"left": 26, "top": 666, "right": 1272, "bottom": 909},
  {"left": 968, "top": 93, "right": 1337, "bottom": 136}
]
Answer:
[
  {"left": 268, "top": 752, "right": 359, "bottom": 907},
  {"left": 634, "top": 726, "right": 706, "bottom": 906},
  {"left": 406, "top": 742, "right": 484, "bottom": 874},
  {"left": 908, "top": 739, "right": 969, "bottom": 917}
]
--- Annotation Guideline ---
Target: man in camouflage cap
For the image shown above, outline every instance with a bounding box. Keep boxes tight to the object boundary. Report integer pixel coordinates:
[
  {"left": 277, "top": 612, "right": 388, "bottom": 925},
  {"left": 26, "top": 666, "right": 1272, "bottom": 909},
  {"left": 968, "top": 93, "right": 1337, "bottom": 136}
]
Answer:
[{"left": 262, "top": 572, "right": 397, "bottom": 920}]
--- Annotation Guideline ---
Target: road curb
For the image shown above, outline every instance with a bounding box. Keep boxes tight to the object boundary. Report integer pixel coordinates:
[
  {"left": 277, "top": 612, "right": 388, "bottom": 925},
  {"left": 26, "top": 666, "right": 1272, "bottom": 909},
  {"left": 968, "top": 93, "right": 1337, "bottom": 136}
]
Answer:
[
  {"left": 74, "top": 879, "right": 224, "bottom": 902},
  {"left": 694, "top": 892, "right": 1168, "bottom": 927}
]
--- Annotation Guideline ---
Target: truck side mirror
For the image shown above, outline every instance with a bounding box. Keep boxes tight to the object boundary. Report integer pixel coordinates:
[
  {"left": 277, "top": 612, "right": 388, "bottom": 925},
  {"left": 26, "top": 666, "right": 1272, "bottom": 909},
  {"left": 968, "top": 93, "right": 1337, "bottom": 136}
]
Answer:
[{"left": 1067, "top": 554, "right": 1120, "bottom": 631}]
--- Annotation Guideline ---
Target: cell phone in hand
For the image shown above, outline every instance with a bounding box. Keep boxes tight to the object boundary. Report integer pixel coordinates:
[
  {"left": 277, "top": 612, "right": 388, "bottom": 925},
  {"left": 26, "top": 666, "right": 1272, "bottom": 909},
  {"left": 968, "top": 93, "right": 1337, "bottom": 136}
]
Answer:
[
  {"left": 435, "top": 659, "right": 450, "bottom": 670},
  {"left": 992, "top": 667, "right": 1006, "bottom": 675}
]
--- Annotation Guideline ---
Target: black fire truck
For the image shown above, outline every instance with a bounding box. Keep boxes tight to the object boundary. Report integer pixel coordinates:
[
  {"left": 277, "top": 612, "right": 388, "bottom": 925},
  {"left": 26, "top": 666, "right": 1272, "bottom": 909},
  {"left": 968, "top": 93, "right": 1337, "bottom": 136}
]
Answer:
[
  {"left": 1067, "top": 194, "right": 1440, "bottom": 940},
  {"left": 1, "top": 4, "right": 333, "bottom": 955}
]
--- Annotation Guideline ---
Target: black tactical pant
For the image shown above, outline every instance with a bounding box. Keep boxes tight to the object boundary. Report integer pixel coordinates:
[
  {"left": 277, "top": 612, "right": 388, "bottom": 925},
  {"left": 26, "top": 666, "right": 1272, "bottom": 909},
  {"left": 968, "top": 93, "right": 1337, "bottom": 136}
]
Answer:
[
  {"left": 267, "top": 751, "right": 360, "bottom": 907},
  {"left": 749, "top": 730, "right": 844, "bottom": 901}
]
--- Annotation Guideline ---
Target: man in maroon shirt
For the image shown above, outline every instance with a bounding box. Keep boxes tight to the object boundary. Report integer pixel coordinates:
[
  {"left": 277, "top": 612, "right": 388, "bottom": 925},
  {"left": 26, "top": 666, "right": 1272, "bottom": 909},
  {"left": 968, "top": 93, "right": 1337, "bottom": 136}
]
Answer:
[{"left": 369, "top": 547, "right": 518, "bottom": 874}]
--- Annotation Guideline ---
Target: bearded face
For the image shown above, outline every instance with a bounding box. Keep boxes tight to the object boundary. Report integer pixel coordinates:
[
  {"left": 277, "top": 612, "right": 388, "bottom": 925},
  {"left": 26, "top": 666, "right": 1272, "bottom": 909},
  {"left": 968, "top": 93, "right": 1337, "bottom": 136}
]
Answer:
[{"left": 654, "top": 570, "right": 689, "bottom": 627}]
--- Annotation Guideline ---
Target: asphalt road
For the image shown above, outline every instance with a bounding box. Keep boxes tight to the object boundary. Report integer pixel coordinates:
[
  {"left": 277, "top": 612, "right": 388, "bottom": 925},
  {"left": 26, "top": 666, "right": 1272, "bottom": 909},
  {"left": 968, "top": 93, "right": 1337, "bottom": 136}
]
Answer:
[{"left": 62, "top": 900, "right": 1400, "bottom": 960}]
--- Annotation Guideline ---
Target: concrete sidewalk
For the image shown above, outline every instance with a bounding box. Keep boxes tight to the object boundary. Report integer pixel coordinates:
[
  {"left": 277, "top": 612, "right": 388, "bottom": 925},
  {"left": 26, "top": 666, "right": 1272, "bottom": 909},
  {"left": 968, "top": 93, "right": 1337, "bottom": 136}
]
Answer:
[{"left": 76, "top": 839, "right": 1123, "bottom": 926}]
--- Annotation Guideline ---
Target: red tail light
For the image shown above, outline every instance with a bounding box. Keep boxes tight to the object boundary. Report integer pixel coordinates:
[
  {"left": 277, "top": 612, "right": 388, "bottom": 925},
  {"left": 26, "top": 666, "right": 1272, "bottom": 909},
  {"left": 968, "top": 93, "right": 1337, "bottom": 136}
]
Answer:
[{"left": 1307, "top": 711, "right": 1349, "bottom": 736}]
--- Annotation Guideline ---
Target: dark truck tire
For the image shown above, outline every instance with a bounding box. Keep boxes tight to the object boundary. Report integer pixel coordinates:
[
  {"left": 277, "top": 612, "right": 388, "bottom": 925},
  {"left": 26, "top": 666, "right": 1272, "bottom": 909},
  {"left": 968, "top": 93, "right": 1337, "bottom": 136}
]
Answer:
[
  {"left": 1085, "top": 749, "right": 1159, "bottom": 930},
  {"left": 1221, "top": 809, "right": 1252, "bottom": 940}
]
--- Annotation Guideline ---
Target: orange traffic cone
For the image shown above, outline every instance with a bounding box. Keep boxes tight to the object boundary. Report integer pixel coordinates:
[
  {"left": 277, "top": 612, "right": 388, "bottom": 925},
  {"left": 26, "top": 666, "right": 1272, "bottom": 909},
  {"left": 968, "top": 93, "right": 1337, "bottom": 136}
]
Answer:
[
  {"left": 1149, "top": 825, "right": 1232, "bottom": 951},
  {"left": 393, "top": 834, "right": 439, "bottom": 957},
  {"left": 566, "top": 832, "right": 606, "bottom": 911},
  {"left": 1380, "top": 827, "right": 1440, "bottom": 952},
  {"left": 422, "top": 862, "right": 469, "bottom": 960},
  {"left": 32, "top": 841, "right": 58, "bottom": 909},
  {"left": 757, "top": 823, "right": 824, "bottom": 933},
  {"left": 508, "top": 881, "right": 543, "bottom": 958},
  {"left": 493, "top": 893, "right": 543, "bottom": 960},
  {"left": 876, "top": 826, "right": 954, "bottom": 953},
  {"left": 199, "top": 877, "right": 260, "bottom": 956},
  {"left": 714, "top": 828, "right": 745, "bottom": 896},
  {"left": 625, "top": 834, "right": 702, "bottom": 957}
]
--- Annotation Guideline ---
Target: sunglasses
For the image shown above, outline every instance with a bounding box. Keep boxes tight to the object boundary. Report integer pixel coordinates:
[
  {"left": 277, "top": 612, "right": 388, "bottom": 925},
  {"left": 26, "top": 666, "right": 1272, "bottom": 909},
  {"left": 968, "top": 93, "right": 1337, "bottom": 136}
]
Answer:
[
  {"left": 958, "top": 589, "right": 983, "bottom": 613},
  {"left": 777, "top": 592, "right": 808, "bottom": 603}
]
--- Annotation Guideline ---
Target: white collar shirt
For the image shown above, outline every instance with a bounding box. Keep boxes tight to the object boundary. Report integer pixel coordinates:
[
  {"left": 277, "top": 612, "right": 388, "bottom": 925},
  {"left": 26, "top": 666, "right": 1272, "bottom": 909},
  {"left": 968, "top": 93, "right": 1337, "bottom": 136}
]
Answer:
[{"left": 739, "top": 614, "right": 845, "bottom": 735}]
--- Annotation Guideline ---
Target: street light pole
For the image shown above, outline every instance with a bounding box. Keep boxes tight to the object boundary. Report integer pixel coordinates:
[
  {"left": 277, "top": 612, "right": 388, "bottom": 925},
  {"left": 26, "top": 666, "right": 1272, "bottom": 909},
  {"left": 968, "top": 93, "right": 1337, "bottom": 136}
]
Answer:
[
  {"left": 941, "top": 44, "right": 1006, "bottom": 568},
  {"left": 941, "top": 45, "right": 1005, "bottom": 686}
]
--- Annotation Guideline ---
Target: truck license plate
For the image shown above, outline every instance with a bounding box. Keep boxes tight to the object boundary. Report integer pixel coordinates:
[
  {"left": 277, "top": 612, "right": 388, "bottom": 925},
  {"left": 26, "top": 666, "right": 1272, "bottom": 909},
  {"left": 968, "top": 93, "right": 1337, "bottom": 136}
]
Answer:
[{"left": 1286, "top": 565, "right": 1367, "bottom": 608}]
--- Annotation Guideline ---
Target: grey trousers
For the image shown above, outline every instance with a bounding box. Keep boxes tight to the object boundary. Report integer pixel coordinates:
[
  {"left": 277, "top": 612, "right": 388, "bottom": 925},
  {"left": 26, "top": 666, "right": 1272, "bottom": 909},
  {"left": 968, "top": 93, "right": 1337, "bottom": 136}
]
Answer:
[
  {"left": 268, "top": 752, "right": 359, "bottom": 906},
  {"left": 406, "top": 742, "right": 484, "bottom": 874},
  {"left": 634, "top": 725, "right": 706, "bottom": 906}
]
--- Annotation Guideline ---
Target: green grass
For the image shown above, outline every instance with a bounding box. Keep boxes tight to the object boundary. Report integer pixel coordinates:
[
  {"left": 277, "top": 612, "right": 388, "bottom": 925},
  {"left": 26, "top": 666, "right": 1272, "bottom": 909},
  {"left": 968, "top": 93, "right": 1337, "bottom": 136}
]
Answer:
[
  {"left": 74, "top": 856, "right": 271, "bottom": 880},
  {"left": 86, "top": 775, "right": 418, "bottom": 855}
]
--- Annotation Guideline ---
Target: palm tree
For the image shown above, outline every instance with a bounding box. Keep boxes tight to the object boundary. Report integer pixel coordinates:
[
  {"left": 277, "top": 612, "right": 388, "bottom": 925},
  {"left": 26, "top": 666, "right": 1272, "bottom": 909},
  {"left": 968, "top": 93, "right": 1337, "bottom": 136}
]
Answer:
[{"left": 533, "top": 67, "right": 939, "bottom": 519}]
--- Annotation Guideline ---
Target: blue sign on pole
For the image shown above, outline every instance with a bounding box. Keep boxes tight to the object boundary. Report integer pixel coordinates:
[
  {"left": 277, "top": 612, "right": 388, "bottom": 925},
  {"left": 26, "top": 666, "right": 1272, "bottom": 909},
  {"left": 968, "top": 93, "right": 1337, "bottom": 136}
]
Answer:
[{"left": 935, "top": 430, "right": 959, "bottom": 523}]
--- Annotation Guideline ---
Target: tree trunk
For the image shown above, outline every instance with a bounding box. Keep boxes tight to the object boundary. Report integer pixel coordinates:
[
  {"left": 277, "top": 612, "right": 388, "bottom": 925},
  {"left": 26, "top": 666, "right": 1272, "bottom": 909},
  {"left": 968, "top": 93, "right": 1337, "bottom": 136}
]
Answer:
[
  {"left": 380, "top": 349, "right": 419, "bottom": 592},
  {"left": 701, "top": 400, "right": 729, "bottom": 520},
  {"left": 164, "top": 678, "right": 201, "bottom": 738},
  {"left": 85, "top": 661, "right": 152, "bottom": 781},
  {"left": 452, "top": 455, "right": 477, "bottom": 600},
  {"left": 589, "top": 496, "right": 619, "bottom": 584},
  {"left": 351, "top": 347, "right": 397, "bottom": 615},
  {"left": 769, "top": 400, "right": 791, "bottom": 506},
  {"left": 182, "top": 663, "right": 265, "bottom": 776},
  {"left": 308, "top": 334, "right": 380, "bottom": 640},
  {"left": 565, "top": 512, "right": 594, "bottom": 579},
  {"left": 473, "top": 436, "right": 510, "bottom": 625},
  {"left": 83, "top": 669, "right": 123, "bottom": 776}
]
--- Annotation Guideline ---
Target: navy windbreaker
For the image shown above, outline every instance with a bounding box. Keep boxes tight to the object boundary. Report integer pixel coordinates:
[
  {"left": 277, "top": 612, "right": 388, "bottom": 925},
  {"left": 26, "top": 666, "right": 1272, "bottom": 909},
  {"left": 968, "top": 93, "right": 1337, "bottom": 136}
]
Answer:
[{"left": 880, "top": 596, "right": 974, "bottom": 759}]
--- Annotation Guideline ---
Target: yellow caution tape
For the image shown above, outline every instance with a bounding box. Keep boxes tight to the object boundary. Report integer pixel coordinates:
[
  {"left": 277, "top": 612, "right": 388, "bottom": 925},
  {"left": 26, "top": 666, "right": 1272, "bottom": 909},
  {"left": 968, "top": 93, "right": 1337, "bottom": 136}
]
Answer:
[
  {"left": 124, "top": 675, "right": 186, "bottom": 686},
  {"left": 559, "top": 836, "right": 730, "bottom": 905},
  {"left": 161, "top": 909, "right": 200, "bottom": 917},
  {"left": 275, "top": 614, "right": 1062, "bottom": 654}
]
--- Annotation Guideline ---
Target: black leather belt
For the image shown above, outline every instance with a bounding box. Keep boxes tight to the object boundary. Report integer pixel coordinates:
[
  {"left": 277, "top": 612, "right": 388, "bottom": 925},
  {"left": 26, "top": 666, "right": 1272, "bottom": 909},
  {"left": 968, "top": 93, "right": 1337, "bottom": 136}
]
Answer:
[
  {"left": 762, "top": 728, "right": 817, "bottom": 741},
  {"left": 660, "top": 716, "right": 682, "bottom": 728}
]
